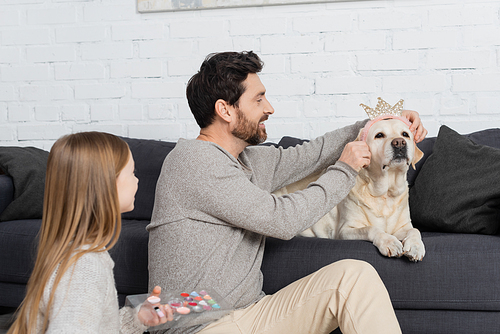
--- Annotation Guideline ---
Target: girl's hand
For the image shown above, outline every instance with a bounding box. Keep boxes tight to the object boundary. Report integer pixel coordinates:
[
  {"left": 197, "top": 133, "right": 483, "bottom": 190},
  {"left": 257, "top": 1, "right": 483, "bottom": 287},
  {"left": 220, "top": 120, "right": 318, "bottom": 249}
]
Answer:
[
  {"left": 137, "top": 286, "right": 173, "bottom": 326},
  {"left": 401, "top": 110, "right": 428, "bottom": 143}
]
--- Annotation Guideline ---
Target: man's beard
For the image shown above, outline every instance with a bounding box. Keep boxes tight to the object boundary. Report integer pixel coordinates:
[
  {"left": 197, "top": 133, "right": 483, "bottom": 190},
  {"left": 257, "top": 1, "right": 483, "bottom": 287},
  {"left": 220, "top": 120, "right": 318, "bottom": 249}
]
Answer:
[{"left": 231, "top": 107, "right": 267, "bottom": 145}]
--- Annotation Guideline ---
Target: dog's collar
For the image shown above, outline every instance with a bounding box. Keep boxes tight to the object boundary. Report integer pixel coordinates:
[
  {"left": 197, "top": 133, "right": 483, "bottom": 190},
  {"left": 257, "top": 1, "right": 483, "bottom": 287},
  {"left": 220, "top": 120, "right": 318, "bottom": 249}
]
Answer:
[{"left": 359, "top": 115, "right": 412, "bottom": 142}]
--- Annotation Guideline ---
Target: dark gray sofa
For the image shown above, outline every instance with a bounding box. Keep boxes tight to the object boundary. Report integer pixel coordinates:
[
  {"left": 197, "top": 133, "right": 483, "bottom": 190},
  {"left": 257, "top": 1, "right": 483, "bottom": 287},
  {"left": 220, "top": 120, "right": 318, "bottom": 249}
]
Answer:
[{"left": 1, "top": 127, "right": 499, "bottom": 334}]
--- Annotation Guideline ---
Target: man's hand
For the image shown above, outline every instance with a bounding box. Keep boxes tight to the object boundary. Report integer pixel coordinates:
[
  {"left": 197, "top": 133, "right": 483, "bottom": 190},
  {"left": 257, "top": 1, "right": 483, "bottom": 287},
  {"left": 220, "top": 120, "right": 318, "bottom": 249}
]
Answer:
[
  {"left": 339, "top": 141, "right": 371, "bottom": 172},
  {"left": 402, "top": 110, "right": 428, "bottom": 143}
]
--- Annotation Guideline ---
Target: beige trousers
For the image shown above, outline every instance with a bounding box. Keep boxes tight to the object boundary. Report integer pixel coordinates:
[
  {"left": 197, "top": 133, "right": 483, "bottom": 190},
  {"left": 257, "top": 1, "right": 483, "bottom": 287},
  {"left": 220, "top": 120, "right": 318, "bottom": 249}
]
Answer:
[{"left": 198, "top": 259, "right": 401, "bottom": 334}]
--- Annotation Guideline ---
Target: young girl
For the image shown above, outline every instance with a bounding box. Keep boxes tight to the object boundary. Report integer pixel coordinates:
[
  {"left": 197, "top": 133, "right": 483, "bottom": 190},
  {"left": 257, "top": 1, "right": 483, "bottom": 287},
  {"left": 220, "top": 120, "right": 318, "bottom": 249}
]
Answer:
[{"left": 8, "top": 132, "right": 172, "bottom": 333}]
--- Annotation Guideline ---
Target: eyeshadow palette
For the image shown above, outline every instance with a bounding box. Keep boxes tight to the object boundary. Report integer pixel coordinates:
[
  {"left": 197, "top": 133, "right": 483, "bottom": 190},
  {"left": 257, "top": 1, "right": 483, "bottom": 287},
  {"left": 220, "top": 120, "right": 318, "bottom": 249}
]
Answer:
[{"left": 125, "top": 288, "right": 230, "bottom": 330}]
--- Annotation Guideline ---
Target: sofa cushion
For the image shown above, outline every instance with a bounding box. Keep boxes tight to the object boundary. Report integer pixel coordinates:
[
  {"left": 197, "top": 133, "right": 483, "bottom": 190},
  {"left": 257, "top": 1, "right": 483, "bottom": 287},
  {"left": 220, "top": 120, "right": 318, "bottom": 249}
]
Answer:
[
  {"left": 261, "top": 233, "right": 500, "bottom": 312},
  {"left": 120, "top": 137, "right": 176, "bottom": 221},
  {"left": 0, "top": 175, "right": 14, "bottom": 216},
  {"left": 276, "top": 136, "right": 308, "bottom": 147},
  {"left": 0, "top": 218, "right": 150, "bottom": 307},
  {"left": 409, "top": 125, "right": 500, "bottom": 234},
  {"left": 0, "top": 219, "right": 39, "bottom": 286},
  {"left": 406, "top": 137, "right": 436, "bottom": 187},
  {"left": 109, "top": 219, "right": 150, "bottom": 305},
  {"left": 0, "top": 138, "right": 176, "bottom": 222},
  {"left": 0, "top": 147, "right": 48, "bottom": 222},
  {"left": 407, "top": 128, "right": 500, "bottom": 187}
]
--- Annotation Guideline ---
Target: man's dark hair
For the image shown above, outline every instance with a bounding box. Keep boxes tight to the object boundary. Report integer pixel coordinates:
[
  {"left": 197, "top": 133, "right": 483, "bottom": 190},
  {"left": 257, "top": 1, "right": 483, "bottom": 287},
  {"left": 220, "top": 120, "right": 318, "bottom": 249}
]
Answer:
[{"left": 186, "top": 51, "right": 264, "bottom": 129}]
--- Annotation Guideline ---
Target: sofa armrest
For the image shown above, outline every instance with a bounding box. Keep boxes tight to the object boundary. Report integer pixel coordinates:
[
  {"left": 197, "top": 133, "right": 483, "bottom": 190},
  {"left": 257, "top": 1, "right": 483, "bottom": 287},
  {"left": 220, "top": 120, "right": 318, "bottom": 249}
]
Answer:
[{"left": 0, "top": 174, "right": 14, "bottom": 216}]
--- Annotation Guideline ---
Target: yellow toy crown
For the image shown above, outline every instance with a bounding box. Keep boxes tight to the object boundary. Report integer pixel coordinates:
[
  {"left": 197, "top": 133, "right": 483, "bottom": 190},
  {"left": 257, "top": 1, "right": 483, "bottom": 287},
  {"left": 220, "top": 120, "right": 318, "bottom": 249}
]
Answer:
[{"left": 360, "top": 97, "right": 404, "bottom": 120}]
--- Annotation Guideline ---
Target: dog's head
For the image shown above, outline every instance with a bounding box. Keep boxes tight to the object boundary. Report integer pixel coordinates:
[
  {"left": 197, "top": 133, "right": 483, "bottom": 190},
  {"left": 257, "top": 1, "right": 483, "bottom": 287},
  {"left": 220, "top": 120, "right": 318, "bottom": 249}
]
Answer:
[{"left": 359, "top": 118, "right": 423, "bottom": 171}]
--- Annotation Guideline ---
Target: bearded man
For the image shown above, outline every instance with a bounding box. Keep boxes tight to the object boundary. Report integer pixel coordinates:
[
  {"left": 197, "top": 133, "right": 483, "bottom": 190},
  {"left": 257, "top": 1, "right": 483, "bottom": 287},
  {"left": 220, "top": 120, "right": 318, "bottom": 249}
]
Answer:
[{"left": 147, "top": 51, "right": 426, "bottom": 334}]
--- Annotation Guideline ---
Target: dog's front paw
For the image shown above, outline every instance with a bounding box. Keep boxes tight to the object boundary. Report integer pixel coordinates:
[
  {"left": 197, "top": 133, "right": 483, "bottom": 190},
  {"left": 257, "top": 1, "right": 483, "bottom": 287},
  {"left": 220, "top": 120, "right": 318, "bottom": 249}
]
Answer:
[
  {"left": 374, "top": 234, "right": 404, "bottom": 258},
  {"left": 403, "top": 237, "right": 425, "bottom": 262}
]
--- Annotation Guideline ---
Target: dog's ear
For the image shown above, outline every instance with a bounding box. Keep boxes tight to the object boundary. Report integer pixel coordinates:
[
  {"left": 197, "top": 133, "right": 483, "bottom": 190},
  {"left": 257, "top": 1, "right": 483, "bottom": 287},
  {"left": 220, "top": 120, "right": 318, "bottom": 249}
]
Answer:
[
  {"left": 356, "top": 128, "right": 364, "bottom": 141},
  {"left": 411, "top": 145, "right": 424, "bottom": 170}
]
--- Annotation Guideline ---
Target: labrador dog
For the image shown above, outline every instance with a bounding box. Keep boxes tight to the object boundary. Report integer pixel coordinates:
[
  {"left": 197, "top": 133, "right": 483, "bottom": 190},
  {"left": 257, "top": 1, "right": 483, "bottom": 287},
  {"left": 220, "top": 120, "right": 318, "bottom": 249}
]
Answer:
[{"left": 274, "top": 118, "right": 425, "bottom": 261}]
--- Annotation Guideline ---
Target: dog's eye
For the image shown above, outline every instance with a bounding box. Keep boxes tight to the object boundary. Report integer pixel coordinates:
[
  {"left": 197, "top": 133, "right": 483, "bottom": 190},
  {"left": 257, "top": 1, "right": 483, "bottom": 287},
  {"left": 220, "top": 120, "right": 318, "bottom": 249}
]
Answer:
[
  {"left": 402, "top": 132, "right": 410, "bottom": 138},
  {"left": 375, "top": 133, "right": 385, "bottom": 139}
]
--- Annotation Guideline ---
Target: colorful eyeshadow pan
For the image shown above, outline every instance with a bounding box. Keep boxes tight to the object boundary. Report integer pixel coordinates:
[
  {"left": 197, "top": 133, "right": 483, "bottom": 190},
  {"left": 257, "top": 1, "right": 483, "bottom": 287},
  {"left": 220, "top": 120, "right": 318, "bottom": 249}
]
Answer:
[
  {"left": 177, "top": 307, "right": 191, "bottom": 315},
  {"left": 160, "top": 290, "right": 222, "bottom": 318},
  {"left": 192, "top": 305, "right": 204, "bottom": 313}
]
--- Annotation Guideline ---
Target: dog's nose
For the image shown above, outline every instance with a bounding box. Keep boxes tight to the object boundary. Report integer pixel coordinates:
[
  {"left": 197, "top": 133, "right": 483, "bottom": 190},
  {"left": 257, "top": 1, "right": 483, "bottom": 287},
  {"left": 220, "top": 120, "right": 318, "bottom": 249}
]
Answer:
[{"left": 392, "top": 138, "right": 406, "bottom": 148}]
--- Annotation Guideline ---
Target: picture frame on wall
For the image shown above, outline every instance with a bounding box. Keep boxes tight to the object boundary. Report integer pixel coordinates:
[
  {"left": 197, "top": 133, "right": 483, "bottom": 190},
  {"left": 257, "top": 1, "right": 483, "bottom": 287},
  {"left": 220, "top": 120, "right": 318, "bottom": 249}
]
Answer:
[{"left": 137, "top": 0, "right": 341, "bottom": 13}]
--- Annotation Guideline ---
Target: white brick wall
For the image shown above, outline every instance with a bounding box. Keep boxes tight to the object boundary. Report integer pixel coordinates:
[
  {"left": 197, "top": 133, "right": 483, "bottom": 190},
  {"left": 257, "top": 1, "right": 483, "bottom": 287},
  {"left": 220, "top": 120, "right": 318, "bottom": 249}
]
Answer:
[{"left": 0, "top": 0, "right": 500, "bottom": 149}]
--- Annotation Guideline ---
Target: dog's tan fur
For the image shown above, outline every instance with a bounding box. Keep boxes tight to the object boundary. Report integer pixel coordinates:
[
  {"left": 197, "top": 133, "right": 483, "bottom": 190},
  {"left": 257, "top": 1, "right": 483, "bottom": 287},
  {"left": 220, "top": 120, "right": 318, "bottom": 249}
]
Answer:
[{"left": 274, "top": 119, "right": 425, "bottom": 261}]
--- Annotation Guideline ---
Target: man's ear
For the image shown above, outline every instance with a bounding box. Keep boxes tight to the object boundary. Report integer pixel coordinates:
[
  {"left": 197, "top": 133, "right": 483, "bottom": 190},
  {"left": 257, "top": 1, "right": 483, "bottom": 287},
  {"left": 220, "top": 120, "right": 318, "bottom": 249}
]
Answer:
[{"left": 214, "top": 99, "right": 233, "bottom": 123}]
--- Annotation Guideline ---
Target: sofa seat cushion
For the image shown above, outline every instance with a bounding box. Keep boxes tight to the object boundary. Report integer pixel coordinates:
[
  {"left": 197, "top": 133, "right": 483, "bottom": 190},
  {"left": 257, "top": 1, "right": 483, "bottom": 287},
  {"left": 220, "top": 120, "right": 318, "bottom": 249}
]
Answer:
[
  {"left": 395, "top": 309, "right": 500, "bottom": 334},
  {"left": 0, "top": 219, "right": 39, "bottom": 284},
  {"left": 109, "top": 219, "right": 150, "bottom": 302},
  {"left": 0, "top": 219, "right": 150, "bottom": 306},
  {"left": 261, "top": 233, "right": 500, "bottom": 312}
]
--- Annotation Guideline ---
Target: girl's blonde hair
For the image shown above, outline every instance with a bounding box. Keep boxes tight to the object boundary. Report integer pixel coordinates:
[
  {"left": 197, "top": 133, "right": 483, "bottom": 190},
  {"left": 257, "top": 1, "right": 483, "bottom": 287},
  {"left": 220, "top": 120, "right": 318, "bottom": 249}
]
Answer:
[{"left": 8, "top": 132, "right": 130, "bottom": 334}]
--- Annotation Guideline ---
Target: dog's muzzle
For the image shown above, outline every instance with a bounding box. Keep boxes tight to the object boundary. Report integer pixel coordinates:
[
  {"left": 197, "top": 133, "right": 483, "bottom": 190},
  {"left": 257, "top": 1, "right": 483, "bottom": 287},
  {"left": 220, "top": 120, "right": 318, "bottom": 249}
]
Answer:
[{"left": 391, "top": 137, "right": 408, "bottom": 161}]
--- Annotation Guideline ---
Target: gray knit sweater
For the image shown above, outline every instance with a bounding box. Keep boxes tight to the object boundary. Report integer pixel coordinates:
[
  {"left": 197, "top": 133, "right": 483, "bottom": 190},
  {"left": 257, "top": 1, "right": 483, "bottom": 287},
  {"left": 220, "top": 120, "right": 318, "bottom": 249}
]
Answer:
[
  {"left": 36, "top": 251, "right": 147, "bottom": 333},
  {"left": 147, "top": 121, "right": 366, "bottom": 333}
]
